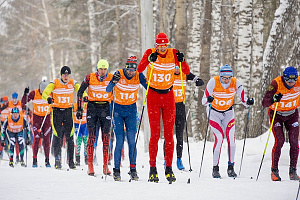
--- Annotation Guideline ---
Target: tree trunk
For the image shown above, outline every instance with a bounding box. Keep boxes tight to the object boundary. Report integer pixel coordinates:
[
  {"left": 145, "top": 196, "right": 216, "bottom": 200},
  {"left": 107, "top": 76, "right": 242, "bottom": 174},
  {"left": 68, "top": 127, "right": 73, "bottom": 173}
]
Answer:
[{"left": 175, "top": 0, "right": 188, "bottom": 53}]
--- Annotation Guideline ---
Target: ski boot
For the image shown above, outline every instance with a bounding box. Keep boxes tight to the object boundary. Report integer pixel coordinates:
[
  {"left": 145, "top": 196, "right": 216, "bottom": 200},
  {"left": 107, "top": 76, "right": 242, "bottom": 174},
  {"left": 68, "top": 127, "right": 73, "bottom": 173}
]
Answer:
[
  {"left": 177, "top": 158, "right": 185, "bottom": 170},
  {"left": 113, "top": 168, "right": 121, "bottom": 181},
  {"left": 103, "top": 164, "right": 111, "bottom": 175},
  {"left": 271, "top": 168, "right": 281, "bottom": 181},
  {"left": 69, "top": 160, "right": 76, "bottom": 170},
  {"left": 55, "top": 159, "right": 62, "bottom": 170},
  {"left": 84, "top": 155, "right": 88, "bottom": 165},
  {"left": 227, "top": 162, "right": 237, "bottom": 178},
  {"left": 9, "top": 160, "right": 14, "bottom": 168},
  {"left": 148, "top": 167, "right": 159, "bottom": 183},
  {"left": 163, "top": 159, "right": 166, "bottom": 169},
  {"left": 87, "top": 161, "right": 95, "bottom": 176},
  {"left": 75, "top": 155, "right": 80, "bottom": 166},
  {"left": 129, "top": 168, "right": 139, "bottom": 181},
  {"left": 20, "top": 159, "right": 25, "bottom": 167},
  {"left": 45, "top": 158, "right": 51, "bottom": 168},
  {"left": 165, "top": 166, "right": 176, "bottom": 183},
  {"left": 289, "top": 167, "right": 300, "bottom": 180},
  {"left": 32, "top": 158, "right": 38, "bottom": 168},
  {"left": 212, "top": 166, "right": 221, "bottom": 178}
]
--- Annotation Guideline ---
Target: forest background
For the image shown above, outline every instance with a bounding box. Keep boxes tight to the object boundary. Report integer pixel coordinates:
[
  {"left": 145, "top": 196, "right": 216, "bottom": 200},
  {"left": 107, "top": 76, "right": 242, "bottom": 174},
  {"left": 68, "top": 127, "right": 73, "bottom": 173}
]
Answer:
[{"left": 0, "top": 0, "right": 299, "bottom": 142}]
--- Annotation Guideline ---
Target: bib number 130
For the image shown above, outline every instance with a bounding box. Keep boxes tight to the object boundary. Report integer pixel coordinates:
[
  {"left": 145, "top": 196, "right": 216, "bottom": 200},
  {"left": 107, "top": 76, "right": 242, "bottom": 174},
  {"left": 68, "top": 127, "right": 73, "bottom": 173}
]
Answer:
[{"left": 153, "top": 74, "right": 171, "bottom": 82}]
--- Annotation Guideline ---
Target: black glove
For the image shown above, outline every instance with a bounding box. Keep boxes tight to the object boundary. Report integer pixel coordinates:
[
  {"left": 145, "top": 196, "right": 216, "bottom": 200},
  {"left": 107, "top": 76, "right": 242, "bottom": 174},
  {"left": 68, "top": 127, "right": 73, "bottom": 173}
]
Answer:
[
  {"left": 246, "top": 98, "right": 254, "bottom": 105},
  {"left": 195, "top": 78, "right": 204, "bottom": 86},
  {"left": 24, "top": 87, "right": 30, "bottom": 95},
  {"left": 176, "top": 51, "right": 185, "bottom": 62},
  {"left": 1, "top": 140, "right": 5, "bottom": 147},
  {"left": 26, "top": 136, "right": 30, "bottom": 145},
  {"left": 47, "top": 97, "right": 54, "bottom": 104},
  {"left": 112, "top": 72, "right": 121, "bottom": 84},
  {"left": 207, "top": 96, "right": 214, "bottom": 103},
  {"left": 76, "top": 108, "right": 83, "bottom": 120},
  {"left": 83, "top": 96, "right": 88, "bottom": 102},
  {"left": 273, "top": 93, "right": 283, "bottom": 103},
  {"left": 148, "top": 52, "right": 159, "bottom": 62}
]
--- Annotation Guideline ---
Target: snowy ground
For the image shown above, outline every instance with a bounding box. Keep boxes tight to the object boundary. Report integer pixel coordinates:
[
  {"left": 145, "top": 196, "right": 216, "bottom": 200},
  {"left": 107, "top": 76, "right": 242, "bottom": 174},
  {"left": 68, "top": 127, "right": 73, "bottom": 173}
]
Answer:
[{"left": 0, "top": 131, "right": 299, "bottom": 200}]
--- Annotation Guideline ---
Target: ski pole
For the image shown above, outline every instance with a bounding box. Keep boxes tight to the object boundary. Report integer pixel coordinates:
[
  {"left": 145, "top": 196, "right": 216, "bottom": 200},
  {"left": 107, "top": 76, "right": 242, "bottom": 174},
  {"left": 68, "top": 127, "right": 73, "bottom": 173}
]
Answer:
[
  {"left": 25, "top": 93, "right": 29, "bottom": 167},
  {"left": 296, "top": 180, "right": 300, "bottom": 200},
  {"left": 256, "top": 102, "right": 278, "bottom": 181},
  {"left": 199, "top": 103, "right": 212, "bottom": 178},
  {"left": 184, "top": 87, "right": 197, "bottom": 183},
  {"left": 38, "top": 105, "right": 51, "bottom": 133},
  {"left": 129, "top": 62, "right": 155, "bottom": 182},
  {"left": 238, "top": 106, "right": 251, "bottom": 176},
  {"left": 179, "top": 61, "right": 185, "bottom": 104},
  {"left": 105, "top": 86, "right": 117, "bottom": 181}
]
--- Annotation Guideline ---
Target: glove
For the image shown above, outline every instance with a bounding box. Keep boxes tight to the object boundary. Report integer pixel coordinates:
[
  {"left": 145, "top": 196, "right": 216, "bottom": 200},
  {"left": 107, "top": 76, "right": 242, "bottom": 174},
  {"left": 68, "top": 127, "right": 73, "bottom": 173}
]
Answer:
[
  {"left": 273, "top": 93, "right": 283, "bottom": 103},
  {"left": 112, "top": 72, "right": 121, "bottom": 84},
  {"left": 47, "top": 97, "right": 54, "bottom": 104},
  {"left": 148, "top": 52, "right": 159, "bottom": 62},
  {"left": 176, "top": 51, "right": 185, "bottom": 62},
  {"left": 207, "top": 96, "right": 214, "bottom": 103},
  {"left": 246, "top": 98, "right": 254, "bottom": 105},
  {"left": 195, "top": 78, "right": 204, "bottom": 86},
  {"left": 24, "top": 87, "right": 30, "bottom": 95},
  {"left": 26, "top": 135, "right": 30, "bottom": 145},
  {"left": 76, "top": 108, "right": 83, "bottom": 120},
  {"left": 1, "top": 140, "right": 5, "bottom": 147},
  {"left": 83, "top": 96, "right": 88, "bottom": 102}
]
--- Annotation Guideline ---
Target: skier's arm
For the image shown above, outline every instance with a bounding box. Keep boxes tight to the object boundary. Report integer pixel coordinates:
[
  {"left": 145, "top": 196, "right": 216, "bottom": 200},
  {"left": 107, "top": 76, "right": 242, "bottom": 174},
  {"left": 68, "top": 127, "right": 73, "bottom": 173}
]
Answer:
[
  {"left": 42, "top": 82, "right": 55, "bottom": 101},
  {"left": 139, "top": 72, "right": 147, "bottom": 89},
  {"left": 173, "top": 49, "right": 190, "bottom": 75},
  {"left": 262, "top": 80, "right": 278, "bottom": 108},
  {"left": 236, "top": 79, "right": 248, "bottom": 107},
  {"left": 137, "top": 49, "right": 153, "bottom": 73},
  {"left": 1, "top": 119, "right": 8, "bottom": 140},
  {"left": 21, "top": 90, "right": 35, "bottom": 108},
  {"left": 202, "top": 78, "right": 215, "bottom": 106},
  {"left": 106, "top": 71, "right": 121, "bottom": 93}
]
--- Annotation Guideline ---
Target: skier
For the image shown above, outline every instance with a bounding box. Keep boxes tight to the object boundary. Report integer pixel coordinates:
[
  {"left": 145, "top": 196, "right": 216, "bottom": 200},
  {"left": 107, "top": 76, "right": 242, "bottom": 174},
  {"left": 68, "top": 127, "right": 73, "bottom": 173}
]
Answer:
[
  {"left": 167, "top": 66, "right": 204, "bottom": 170},
  {"left": 137, "top": 32, "right": 190, "bottom": 183},
  {"left": 73, "top": 102, "right": 88, "bottom": 166},
  {"left": 106, "top": 56, "right": 147, "bottom": 181},
  {"left": 0, "top": 96, "right": 9, "bottom": 156},
  {"left": 76, "top": 59, "right": 113, "bottom": 176},
  {"left": 262, "top": 66, "right": 300, "bottom": 181},
  {"left": 201, "top": 64, "right": 254, "bottom": 178},
  {"left": 21, "top": 81, "right": 52, "bottom": 168},
  {"left": 0, "top": 107, "right": 31, "bottom": 167},
  {"left": 42, "top": 66, "right": 86, "bottom": 170}
]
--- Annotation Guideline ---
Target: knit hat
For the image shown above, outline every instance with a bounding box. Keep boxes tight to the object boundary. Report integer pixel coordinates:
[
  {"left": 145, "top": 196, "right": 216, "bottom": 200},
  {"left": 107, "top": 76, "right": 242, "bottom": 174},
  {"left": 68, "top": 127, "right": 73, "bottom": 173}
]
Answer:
[
  {"left": 283, "top": 66, "right": 298, "bottom": 79},
  {"left": 12, "top": 92, "right": 18, "bottom": 99},
  {"left": 155, "top": 32, "right": 169, "bottom": 46},
  {"left": 2, "top": 96, "right": 8, "bottom": 101},
  {"left": 126, "top": 56, "right": 138, "bottom": 69},
  {"left": 219, "top": 64, "right": 233, "bottom": 77},
  {"left": 97, "top": 59, "right": 109, "bottom": 70},
  {"left": 39, "top": 81, "right": 48, "bottom": 92},
  {"left": 61, "top": 66, "right": 71, "bottom": 75}
]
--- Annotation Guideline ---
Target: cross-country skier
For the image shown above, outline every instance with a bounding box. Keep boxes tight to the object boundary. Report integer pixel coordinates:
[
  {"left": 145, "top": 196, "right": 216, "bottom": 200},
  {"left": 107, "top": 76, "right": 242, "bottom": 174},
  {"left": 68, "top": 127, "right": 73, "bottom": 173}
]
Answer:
[
  {"left": 1, "top": 107, "right": 31, "bottom": 167},
  {"left": 77, "top": 59, "right": 113, "bottom": 176},
  {"left": 73, "top": 102, "right": 88, "bottom": 166},
  {"left": 22, "top": 81, "right": 52, "bottom": 168},
  {"left": 106, "top": 56, "right": 147, "bottom": 181},
  {"left": 262, "top": 66, "right": 300, "bottom": 181},
  {"left": 137, "top": 32, "right": 190, "bottom": 183},
  {"left": 42, "top": 66, "right": 86, "bottom": 170},
  {"left": 201, "top": 64, "right": 254, "bottom": 178}
]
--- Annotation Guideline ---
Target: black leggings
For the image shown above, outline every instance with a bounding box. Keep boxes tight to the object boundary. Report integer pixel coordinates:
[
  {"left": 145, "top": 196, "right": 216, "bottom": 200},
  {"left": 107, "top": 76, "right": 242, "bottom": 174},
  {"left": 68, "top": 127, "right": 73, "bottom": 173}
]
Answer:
[
  {"left": 52, "top": 107, "right": 74, "bottom": 163},
  {"left": 163, "top": 102, "right": 186, "bottom": 158}
]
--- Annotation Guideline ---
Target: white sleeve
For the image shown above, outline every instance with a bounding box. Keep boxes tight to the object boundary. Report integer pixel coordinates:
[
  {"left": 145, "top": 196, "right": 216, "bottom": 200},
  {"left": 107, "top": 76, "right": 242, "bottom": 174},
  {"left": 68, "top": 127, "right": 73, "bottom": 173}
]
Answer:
[
  {"left": 236, "top": 79, "right": 248, "bottom": 107},
  {"left": 202, "top": 78, "right": 215, "bottom": 106}
]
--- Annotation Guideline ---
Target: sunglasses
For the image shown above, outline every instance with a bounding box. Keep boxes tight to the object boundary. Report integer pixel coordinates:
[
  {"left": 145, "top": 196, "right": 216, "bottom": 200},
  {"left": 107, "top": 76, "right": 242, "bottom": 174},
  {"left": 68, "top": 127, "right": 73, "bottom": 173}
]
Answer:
[
  {"left": 126, "top": 68, "right": 136, "bottom": 72},
  {"left": 284, "top": 77, "right": 297, "bottom": 83},
  {"left": 62, "top": 74, "right": 70, "bottom": 77},
  {"left": 221, "top": 76, "right": 232, "bottom": 80},
  {"left": 156, "top": 44, "right": 168, "bottom": 47}
]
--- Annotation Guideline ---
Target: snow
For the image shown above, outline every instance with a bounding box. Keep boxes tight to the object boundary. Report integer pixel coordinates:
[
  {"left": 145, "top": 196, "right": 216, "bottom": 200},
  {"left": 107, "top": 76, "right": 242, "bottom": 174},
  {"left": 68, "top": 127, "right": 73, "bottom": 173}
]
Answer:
[{"left": 0, "top": 131, "right": 298, "bottom": 200}]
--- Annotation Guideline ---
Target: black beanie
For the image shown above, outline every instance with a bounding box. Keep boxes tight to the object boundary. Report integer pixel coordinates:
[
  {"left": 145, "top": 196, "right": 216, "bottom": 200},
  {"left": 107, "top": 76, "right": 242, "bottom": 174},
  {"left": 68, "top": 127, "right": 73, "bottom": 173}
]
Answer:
[{"left": 61, "top": 66, "right": 71, "bottom": 75}]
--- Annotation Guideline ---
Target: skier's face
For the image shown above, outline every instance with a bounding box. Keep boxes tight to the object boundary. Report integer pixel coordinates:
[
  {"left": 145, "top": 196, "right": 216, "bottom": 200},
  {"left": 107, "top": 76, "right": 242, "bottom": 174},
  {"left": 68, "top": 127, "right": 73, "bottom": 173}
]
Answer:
[
  {"left": 221, "top": 76, "right": 232, "bottom": 84},
  {"left": 98, "top": 68, "right": 108, "bottom": 77},
  {"left": 126, "top": 68, "right": 136, "bottom": 77},
  {"left": 286, "top": 81, "right": 296, "bottom": 88},
  {"left": 12, "top": 112, "right": 19, "bottom": 120},
  {"left": 156, "top": 44, "right": 168, "bottom": 54},
  {"left": 61, "top": 73, "right": 70, "bottom": 83}
]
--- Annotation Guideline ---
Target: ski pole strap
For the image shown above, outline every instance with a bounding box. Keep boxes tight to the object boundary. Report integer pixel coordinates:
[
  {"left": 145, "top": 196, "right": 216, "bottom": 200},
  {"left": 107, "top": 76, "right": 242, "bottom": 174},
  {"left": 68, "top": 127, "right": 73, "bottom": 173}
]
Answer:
[
  {"left": 179, "top": 62, "right": 185, "bottom": 104},
  {"left": 143, "top": 62, "right": 155, "bottom": 105}
]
